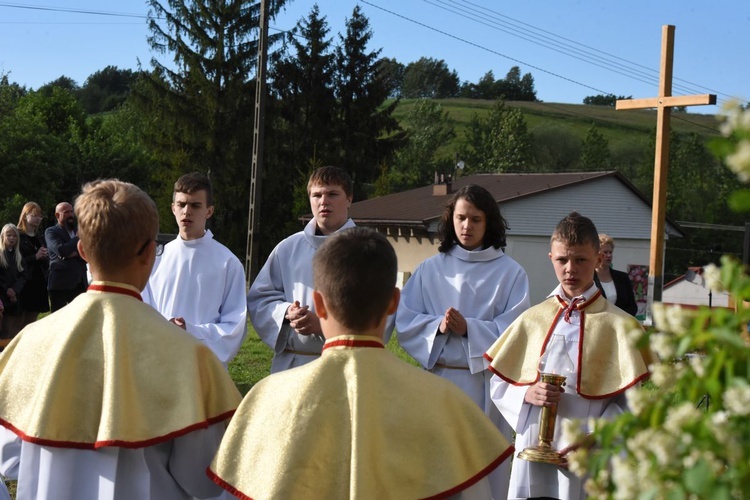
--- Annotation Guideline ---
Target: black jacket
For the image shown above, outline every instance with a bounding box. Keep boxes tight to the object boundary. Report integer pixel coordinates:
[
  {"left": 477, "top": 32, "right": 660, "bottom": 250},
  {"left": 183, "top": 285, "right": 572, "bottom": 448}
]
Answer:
[{"left": 594, "top": 268, "right": 638, "bottom": 316}]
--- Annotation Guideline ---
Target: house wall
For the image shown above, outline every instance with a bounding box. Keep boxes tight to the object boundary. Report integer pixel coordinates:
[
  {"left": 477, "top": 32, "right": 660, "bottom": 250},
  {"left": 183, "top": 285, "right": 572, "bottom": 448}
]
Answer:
[
  {"left": 662, "top": 280, "right": 731, "bottom": 308},
  {"left": 368, "top": 177, "right": 658, "bottom": 304}
]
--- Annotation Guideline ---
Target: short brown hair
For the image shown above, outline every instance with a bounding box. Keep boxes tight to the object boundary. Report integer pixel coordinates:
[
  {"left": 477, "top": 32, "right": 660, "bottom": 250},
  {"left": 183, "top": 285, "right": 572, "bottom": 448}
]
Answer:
[
  {"left": 551, "top": 212, "right": 599, "bottom": 252},
  {"left": 17, "top": 202, "right": 43, "bottom": 234},
  {"left": 307, "top": 166, "right": 353, "bottom": 198},
  {"left": 313, "top": 227, "right": 396, "bottom": 331},
  {"left": 75, "top": 180, "right": 159, "bottom": 274},
  {"left": 174, "top": 172, "right": 213, "bottom": 207}
]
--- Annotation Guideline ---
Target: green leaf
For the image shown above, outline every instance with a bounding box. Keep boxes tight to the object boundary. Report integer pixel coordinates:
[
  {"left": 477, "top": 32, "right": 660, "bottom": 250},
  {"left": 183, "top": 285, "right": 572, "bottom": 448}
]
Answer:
[
  {"left": 684, "top": 459, "right": 711, "bottom": 495},
  {"left": 728, "top": 190, "right": 750, "bottom": 211}
]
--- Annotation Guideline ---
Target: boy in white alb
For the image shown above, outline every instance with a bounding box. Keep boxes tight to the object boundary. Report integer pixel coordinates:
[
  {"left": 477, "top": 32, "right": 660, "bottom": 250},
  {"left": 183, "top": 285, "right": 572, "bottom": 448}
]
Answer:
[
  {"left": 485, "top": 212, "right": 650, "bottom": 500},
  {"left": 396, "top": 184, "right": 530, "bottom": 499},
  {"left": 0, "top": 179, "right": 241, "bottom": 500},
  {"left": 211, "top": 228, "right": 514, "bottom": 499},
  {"left": 247, "top": 166, "right": 357, "bottom": 373},
  {"left": 143, "top": 172, "right": 248, "bottom": 365}
]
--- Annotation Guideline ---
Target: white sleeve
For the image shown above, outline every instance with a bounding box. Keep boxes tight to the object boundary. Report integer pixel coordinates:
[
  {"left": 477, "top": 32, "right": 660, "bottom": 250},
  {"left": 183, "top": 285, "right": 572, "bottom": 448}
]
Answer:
[
  {"left": 183, "top": 258, "right": 248, "bottom": 364},
  {"left": 465, "top": 269, "right": 530, "bottom": 373},
  {"left": 0, "top": 427, "right": 21, "bottom": 480},
  {"left": 247, "top": 247, "right": 294, "bottom": 354},
  {"left": 169, "top": 422, "right": 227, "bottom": 499},
  {"left": 490, "top": 374, "right": 532, "bottom": 433},
  {"left": 394, "top": 265, "right": 447, "bottom": 369}
]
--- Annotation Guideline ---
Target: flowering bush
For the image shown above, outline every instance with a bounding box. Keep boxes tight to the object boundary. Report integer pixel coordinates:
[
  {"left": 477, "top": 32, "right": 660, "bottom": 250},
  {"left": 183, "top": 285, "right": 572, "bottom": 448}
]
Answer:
[{"left": 565, "top": 102, "right": 750, "bottom": 499}]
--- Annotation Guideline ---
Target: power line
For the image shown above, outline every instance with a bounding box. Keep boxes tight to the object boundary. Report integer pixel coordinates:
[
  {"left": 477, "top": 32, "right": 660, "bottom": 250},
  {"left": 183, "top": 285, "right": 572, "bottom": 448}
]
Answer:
[
  {"left": 359, "top": 0, "right": 723, "bottom": 134},
  {"left": 358, "top": 0, "right": 612, "bottom": 96},
  {"left": 0, "top": 2, "right": 151, "bottom": 19}
]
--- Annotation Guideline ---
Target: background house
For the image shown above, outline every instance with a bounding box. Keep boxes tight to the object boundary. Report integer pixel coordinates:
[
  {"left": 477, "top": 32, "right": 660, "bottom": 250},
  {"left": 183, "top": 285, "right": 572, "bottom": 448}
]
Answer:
[
  {"left": 662, "top": 266, "right": 732, "bottom": 309},
  {"left": 347, "top": 171, "right": 683, "bottom": 306}
]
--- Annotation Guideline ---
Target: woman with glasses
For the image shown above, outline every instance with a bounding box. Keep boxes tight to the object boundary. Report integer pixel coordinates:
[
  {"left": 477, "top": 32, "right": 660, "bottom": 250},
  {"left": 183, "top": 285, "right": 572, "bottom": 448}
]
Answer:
[{"left": 17, "top": 202, "right": 50, "bottom": 327}]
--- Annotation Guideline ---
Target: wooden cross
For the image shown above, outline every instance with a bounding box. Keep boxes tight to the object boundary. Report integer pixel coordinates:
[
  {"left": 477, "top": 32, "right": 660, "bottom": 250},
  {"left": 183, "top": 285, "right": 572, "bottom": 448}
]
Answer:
[{"left": 616, "top": 25, "right": 716, "bottom": 323}]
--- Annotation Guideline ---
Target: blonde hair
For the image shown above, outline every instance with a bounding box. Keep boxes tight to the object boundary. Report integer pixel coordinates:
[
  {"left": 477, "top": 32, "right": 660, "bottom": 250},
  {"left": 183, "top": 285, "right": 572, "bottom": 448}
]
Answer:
[
  {"left": 0, "top": 224, "right": 24, "bottom": 271},
  {"left": 599, "top": 233, "right": 615, "bottom": 249},
  {"left": 17, "top": 202, "right": 43, "bottom": 234},
  {"left": 75, "top": 179, "right": 159, "bottom": 274}
]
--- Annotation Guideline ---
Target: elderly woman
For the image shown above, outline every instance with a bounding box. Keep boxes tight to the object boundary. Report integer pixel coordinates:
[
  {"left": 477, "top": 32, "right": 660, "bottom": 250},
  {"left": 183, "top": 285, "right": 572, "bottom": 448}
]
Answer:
[
  {"left": 17, "top": 202, "right": 50, "bottom": 327},
  {"left": 0, "top": 224, "right": 28, "bottom": 339},
  {"left": 594, "top": 233, "right": 637, "bottom": 316}
]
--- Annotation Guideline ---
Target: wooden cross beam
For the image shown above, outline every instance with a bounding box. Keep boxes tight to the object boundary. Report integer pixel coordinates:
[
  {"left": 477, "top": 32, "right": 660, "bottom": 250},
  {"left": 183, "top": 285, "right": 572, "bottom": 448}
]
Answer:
[{"left": 616, "top": 25, "right": 716, "bottom": 323}]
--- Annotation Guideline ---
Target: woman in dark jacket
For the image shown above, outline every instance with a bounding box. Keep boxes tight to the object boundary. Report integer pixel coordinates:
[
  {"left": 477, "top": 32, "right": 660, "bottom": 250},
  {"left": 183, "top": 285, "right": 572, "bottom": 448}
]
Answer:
[
  {"left": 17, "top": 202, "right": 50, "bottom": 327},
  {"left": 0, "top": 224, "right": 28, "bottom": 339},
  {"left": 594, "top": 233, "right": 638, "bottom": 316}
]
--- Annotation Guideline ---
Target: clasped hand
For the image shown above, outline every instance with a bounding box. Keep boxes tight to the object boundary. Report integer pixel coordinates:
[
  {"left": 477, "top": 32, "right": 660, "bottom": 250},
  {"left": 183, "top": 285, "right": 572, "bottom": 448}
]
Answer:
[{"left": 286, "top": 301, "right": 321, "bottom": 335}]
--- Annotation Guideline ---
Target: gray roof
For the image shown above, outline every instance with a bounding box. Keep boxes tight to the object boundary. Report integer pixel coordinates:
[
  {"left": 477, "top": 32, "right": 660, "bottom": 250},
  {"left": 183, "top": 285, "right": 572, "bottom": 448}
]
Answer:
[{"left": 349, "top": 171, "right": 642, "bottom": 227}]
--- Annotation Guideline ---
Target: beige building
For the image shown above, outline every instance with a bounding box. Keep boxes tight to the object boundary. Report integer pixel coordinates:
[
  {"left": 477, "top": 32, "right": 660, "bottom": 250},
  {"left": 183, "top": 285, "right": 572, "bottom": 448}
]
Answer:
[{"left": 347, "top": 172, "right": 683, "bottom": 305}]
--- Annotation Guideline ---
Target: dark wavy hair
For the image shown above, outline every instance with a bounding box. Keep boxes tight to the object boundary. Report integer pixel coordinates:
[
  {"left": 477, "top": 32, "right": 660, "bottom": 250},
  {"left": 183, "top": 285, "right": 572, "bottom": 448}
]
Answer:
[{"left": 437, "top": 185, "right": 508, "bottom": 253}]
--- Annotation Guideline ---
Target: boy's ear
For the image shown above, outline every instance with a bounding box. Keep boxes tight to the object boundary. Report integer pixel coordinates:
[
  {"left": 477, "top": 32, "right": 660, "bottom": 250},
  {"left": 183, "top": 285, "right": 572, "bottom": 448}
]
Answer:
[
  {"left": 77, "top": 240, "right": 89, "bottom": 263},
  {"left": 312, "top": 290, "right": 328, "bottom": 320},
  {"left": 206, "top": 205, "right": 214, "bottom": 219}
]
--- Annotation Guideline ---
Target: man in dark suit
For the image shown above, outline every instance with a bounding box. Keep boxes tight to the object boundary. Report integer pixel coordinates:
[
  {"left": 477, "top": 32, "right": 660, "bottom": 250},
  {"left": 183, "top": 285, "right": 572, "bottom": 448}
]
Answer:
[{"left": 45, "top": 202, "right": 88, "bottom": 312}]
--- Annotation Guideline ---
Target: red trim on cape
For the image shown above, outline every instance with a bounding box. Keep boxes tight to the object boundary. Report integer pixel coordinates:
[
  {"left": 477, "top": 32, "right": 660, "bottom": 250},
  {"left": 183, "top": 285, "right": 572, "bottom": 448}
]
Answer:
[
  {"left": 207, "top": 467, "right": 255, "bottom": 500},
  {"left": 87, "top": 283, "right": 142, "bottom": 302},
  {"left": 322, "top": 338, "right": 384, "bottom": 352},
  {"left": 487, "top": 365, "right": 538, "bottom": 386},
  {"left": 420, "top": 446, "right": 515, "bottom": 500},
  {"left": 0, "top": 409, "right": 235, "bottom": 450},
  {"left": 578, "top": 371, "right": 651, "bottom": 400}
]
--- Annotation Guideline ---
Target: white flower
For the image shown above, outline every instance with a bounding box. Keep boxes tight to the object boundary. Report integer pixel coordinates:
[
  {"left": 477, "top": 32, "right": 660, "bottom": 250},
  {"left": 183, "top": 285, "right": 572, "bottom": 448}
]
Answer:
[
  {"left": 650, "top": 363, "right": 677, "bottom": 388},
  {"left": 611, "top": 455, "right": 638, "bottom": 499},
  {"left": 566, "top": 448, "right": 588, "bottom": 477},
  {"left": 650, "top": 333, "right": 677, "bottom": 360},
  {"left": 651, "top": 302, "right": 668, "bottom": 330},
  {"left": 625, "top": 386, "right": 649, "bottom": 416},
  {"left": 626, "top": 323, "right": 645, "bottom": 348},
  {"left": 723, "top": 382, "right": 750, "bottom": 416},
  {"left": 664, "top": 402, "right": 701, "bottom": 435},
  {"left": 665, "top": 305, "right": 691, "bottom": 335},
  {"left": 720, "top": 100, "right": 750, "bottom": 136},
  {"left": 726, "top": 140, "right": 750, "bottom": 182},
  {"left": 687, "top": 353, "right": 706, "bottom": 377},
  {"left": 703, "top": 264, "right": 724, "bottom": 292},
  {"left": 584, "top": 477, "right": 608, "bottom": 498},
  {"left": 708, "top": 411, "right": 732, "bottom": 447},
  {"left": 561, "top": 419, "right": 586, "bottom": 447}
]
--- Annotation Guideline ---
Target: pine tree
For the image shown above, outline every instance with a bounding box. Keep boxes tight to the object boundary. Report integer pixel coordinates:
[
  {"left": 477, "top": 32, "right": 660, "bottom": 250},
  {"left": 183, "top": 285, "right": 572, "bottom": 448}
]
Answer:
[
  {"left": 133, "top": 0, "right": 287, "bottom": 256},
  {"left": 580, "top": 125, "right": 611, "bottom": 171},
  {"left": 334, "top": 5, "right": 402, "bottom": 199}
]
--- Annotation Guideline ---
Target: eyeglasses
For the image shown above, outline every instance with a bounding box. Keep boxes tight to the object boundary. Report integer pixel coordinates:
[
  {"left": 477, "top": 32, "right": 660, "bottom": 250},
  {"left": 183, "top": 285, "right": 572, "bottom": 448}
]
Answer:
[{"left": 136, "top": 239, "right": 165, "bottom": 257}]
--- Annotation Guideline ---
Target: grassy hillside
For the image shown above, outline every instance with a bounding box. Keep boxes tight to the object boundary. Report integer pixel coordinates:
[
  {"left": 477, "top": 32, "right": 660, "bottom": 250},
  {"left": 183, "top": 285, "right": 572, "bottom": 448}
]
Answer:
[{"left": 390, "top": 97, "right": 722, "bottom": 155}]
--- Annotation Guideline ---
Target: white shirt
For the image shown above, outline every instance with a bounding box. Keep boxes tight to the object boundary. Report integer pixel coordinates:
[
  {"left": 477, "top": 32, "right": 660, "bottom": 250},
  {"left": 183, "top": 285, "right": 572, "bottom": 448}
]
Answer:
[{"left": 143, "top": 230, "right": 248, "bottom": 365}]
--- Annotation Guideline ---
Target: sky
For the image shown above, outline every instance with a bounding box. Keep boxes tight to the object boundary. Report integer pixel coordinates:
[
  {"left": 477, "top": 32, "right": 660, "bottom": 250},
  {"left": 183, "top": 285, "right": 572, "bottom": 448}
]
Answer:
[{"left": 0, "top": 0, "right": 747, "bottom": 116}]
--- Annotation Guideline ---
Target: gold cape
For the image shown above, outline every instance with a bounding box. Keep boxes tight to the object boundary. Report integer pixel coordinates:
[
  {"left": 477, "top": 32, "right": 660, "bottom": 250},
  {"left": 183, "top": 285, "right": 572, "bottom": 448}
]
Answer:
[
  {"left": 0, "top": 281, "right": 241, "bottom": 448},
  {"left": 484, "top": 293, "right": 651, "bottom": 399},
  {"left": 209, "top": 335, "right": 513, "bottom": 500}
]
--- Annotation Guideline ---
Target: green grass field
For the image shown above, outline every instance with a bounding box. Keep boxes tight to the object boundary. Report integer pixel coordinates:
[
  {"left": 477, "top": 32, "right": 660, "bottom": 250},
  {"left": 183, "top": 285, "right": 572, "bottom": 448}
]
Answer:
[{"left": 229, "top": 326, "right": 418, "bottom": 395}]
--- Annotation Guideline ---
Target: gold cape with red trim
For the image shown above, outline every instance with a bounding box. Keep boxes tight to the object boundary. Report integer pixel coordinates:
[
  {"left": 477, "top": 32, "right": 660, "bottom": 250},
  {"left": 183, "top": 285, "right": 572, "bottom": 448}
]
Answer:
[
  {"left": 485, "top": 294, "right": 651, "bottom": 399},
  {"left": 209, "top": 335, "right": 513, "bottom": 500},
  {"left": 0, "top": 281, "right": 241, "bottom": 448}
]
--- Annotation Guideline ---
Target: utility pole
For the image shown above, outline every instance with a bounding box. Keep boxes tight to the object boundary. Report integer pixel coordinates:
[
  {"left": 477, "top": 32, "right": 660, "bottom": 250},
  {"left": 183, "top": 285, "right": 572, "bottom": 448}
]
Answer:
[{"left": 245, "top": 0, "right": 269, "bottom": 286}]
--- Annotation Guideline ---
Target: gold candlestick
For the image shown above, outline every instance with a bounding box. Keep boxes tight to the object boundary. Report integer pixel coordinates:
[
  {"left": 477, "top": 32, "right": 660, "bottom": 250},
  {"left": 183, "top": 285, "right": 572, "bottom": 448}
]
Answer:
[
  {"left": 517, "top": 332, "right": 574, "bottom": 465},
  {"left": 517, "top": 372, "right": 568, "bottom": 465}
]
